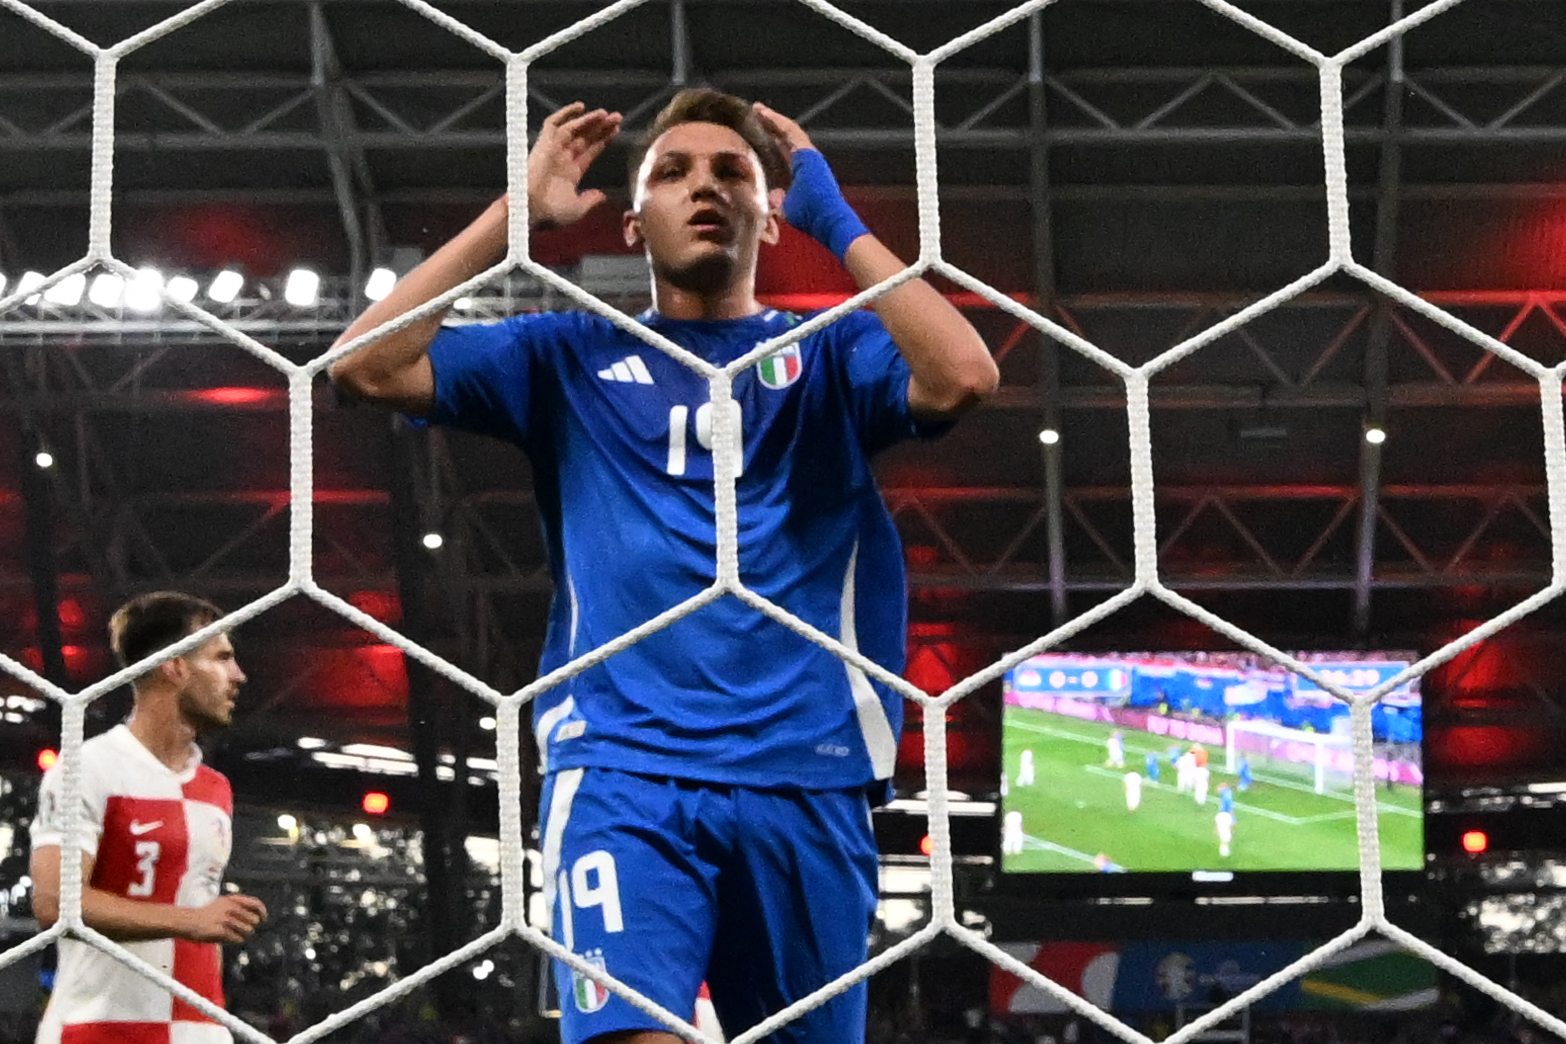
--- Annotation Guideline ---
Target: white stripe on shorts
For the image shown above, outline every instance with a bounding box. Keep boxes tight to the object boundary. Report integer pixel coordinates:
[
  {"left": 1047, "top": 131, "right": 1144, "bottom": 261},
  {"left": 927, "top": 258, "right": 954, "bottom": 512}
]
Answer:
[{"left": 541, "top": 768, "right": 585, "bottom": 945}]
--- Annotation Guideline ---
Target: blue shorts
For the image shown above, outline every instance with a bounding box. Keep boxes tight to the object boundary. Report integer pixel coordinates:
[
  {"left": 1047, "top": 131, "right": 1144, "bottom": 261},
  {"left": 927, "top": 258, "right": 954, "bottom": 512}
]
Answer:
[{"left": 541, "top": 767, "right": 879, "bottom": 1044}]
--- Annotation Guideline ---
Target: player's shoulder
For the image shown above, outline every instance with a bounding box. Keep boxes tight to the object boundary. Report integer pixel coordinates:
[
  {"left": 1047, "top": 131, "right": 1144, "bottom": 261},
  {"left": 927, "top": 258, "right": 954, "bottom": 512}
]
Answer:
[
  {"left": 41, "top": 727, "right": 148, "bottom": 795},
  {"left": 802, "top": 306, "right": 887, "bottom": 344},
  {"left": 458, "top": 309, "right": 600, "bottom": 351},
  {"left": 182, "top": 764, "right": 233, "bottom": 813}
]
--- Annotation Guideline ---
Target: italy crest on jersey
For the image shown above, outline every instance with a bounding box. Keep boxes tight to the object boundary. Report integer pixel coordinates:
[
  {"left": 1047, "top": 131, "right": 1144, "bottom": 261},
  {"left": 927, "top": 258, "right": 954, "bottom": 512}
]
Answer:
[
  {"left": 573, "top": 950, "right": 611, "bottom": 1013},
  {"left": 757, "top": 344, "right": 802, "bottom": 389}
]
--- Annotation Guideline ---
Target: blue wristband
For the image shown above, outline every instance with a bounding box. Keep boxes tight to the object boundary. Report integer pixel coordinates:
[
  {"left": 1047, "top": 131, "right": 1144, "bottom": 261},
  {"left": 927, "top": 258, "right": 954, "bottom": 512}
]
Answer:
[{"left": 783, "top": 149, "right": 869, "bottom": 262}]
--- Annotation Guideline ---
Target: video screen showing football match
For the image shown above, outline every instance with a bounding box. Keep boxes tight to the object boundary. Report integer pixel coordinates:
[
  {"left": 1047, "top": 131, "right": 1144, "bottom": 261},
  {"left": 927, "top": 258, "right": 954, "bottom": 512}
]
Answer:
[{"left": 1000, "top": 651, "right": 1424, "bottom": 874}]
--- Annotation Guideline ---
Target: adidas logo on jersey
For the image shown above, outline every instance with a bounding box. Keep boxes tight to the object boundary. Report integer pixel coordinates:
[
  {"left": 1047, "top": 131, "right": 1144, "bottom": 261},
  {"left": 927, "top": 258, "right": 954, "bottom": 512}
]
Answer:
[{"left": 596, "top": 355, "right": 654, "bottom": 385}]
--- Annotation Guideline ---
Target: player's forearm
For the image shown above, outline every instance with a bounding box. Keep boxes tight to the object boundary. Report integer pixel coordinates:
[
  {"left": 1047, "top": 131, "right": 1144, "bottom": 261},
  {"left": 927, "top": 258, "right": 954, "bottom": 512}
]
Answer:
[
  {"left": 842, "top": 235, "right": 998, "bottom": 418},
  {"left": 80, "top": 888, "right": 200, "bottom": 942},
  {"left": 327, "top": 197, "right": 511, "bottom": 401}
]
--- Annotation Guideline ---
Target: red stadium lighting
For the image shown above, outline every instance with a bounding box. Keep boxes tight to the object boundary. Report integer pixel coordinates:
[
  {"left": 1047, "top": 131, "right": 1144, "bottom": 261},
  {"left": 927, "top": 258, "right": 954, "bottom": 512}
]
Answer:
[
  {"left": 37, "top": 749, "right": 57, "bottom": 770},
  {"left": 1461, "top": 830, "right": 1489, "bottom": 854},
  {"left": 919, "top": 835, "right": 934, "bottom": 857},
  {"left": 362, "top": 791, "right": 390, "bottom": 816}
]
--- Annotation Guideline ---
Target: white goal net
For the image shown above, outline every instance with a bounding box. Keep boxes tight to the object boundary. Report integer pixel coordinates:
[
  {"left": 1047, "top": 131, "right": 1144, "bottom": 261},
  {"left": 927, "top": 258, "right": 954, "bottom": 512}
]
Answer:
[
  {"left": 1225, "top": 718, "right": 1355, "bottom": 796},
  {"left": 1, "top": 1, "right": 1565, "bottom": 1044}
]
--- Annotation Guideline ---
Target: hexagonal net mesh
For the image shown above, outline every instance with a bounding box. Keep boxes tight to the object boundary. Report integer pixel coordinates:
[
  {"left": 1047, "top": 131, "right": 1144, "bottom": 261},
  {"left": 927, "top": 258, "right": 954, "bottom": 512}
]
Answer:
[{"left": 2, "top": 0, "right": 1565, "bottom": 1043}]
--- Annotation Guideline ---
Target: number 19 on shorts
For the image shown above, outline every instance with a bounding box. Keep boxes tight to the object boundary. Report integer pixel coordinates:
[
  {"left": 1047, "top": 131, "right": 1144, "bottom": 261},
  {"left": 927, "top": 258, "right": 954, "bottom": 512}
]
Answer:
[{"left": 556, "top": 850, "right": 623, "bottom": 949}]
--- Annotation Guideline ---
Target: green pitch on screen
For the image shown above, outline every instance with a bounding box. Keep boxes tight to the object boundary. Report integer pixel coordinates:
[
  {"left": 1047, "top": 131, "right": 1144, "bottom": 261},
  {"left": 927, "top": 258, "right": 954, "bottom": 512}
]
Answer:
[{"left": 1000, "top": 708, "right": 1423, "bottom": 873}]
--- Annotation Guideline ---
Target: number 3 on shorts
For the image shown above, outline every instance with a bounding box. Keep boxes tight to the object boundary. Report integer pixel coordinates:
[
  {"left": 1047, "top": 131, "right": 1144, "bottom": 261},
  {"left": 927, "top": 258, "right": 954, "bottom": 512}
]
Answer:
[{"left": 563, "top": 850, "right": 623, "bottom": 934}]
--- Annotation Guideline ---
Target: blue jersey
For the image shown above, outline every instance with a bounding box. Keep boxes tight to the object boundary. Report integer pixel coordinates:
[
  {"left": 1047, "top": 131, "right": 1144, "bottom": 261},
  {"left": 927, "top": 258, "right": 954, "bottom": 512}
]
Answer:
[{"left": 427, "top": 307, "right": 940, "bottom": 792}]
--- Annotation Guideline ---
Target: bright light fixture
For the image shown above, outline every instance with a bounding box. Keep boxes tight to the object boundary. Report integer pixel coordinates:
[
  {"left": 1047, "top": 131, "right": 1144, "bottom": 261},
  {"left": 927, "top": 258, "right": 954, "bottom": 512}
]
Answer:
[
  {"left": 1038, "top": 428, "right": 1061, "bottom": 446},
  {"left": 43, "top": 273, "right": 84, "bottom": 306},
  {"left": 284, "top": 268, "right": 320, "bottom": 307},
  {"left": 34, "top": 451, "right": 54, "bottom": 469},
  {"left": 364, "top": 267, "right": 396, "bottom": 301},
  {"left": 18, "top": 272, "right": 45, "bottom": 304},
  {"left": 89, "top": 273, "right": 125, "bottom": 307},
  {"left": 124, "top": 268, "right": 164, "bottom": 312},
  {"left": 166, "top": 275, "right": 199, "bottom": 303},
  {"left": 1365, "top": 426, "right": 1387, "bottom": 445},
  {"left": 422, "top": 532, "right": 444, "bottom": 550},
  {"left": 207, "top": 269, "right": 243, "bottom": 304}
]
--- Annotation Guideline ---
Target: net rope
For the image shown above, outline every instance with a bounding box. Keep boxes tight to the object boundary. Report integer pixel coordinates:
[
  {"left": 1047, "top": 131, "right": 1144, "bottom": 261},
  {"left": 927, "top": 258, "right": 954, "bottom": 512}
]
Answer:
[{"left": 0, "top": 0, "right": 1564, "bottom": 1042}]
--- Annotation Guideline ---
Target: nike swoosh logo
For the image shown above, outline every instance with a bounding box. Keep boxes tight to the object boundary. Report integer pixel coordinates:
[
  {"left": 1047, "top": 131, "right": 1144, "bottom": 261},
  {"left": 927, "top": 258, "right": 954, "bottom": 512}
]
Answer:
[{"left": 128, "top": 820, "right": 163, "bottom": 835}]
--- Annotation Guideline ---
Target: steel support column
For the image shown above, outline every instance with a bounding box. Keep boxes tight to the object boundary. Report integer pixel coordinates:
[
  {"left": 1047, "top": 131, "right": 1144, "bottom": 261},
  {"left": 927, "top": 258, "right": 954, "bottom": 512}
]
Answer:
[
  {"left": 1029, "top": 12, "right": 1068, "bottom": 628},
  {"left": 387, "top": 416, "right": 463, "bottom": 1018},
  {"left": 1351, "top": 0, "right": 1405, "bottom": 636}
]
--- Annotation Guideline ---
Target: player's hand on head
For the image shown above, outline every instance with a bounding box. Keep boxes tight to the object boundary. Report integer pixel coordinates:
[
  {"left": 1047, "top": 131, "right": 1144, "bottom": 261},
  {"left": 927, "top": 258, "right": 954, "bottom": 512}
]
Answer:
[
  {"left": 528, "top": 101, "right": 623, "bottom": 230},
  {"left": 753, "top": 102, "right": 867, "bottom": 263},
  {"left": 752, "top": 101, "right": 814, "bottom": 155}
]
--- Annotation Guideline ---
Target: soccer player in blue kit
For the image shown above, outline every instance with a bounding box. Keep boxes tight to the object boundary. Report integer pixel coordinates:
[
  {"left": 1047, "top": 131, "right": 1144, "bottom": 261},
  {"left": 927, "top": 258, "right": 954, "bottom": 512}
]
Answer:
[{"left": 329, "top": 90, "right": 998, "bottom": 1044}]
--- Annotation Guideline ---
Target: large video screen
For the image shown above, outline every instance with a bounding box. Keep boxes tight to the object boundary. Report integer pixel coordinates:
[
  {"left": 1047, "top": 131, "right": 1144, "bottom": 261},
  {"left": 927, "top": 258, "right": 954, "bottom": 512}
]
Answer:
[{"left": 1000, "top": 651, "right": 1424, "bottom": 874}]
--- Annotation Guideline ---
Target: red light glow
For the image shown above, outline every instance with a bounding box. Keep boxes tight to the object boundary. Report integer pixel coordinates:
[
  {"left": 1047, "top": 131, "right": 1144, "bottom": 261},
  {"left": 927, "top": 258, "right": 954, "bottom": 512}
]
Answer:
[
  {"left": 362, "top": 791, "right": 390, "bottom": 815},
  {"left": 188, "top": 387, "right": 275, "bottom": 406},
  {"left": 1462, "top": 830, "right": 1489, "bottom": 854},
  {"left": 37, "top": 749, "right": 58, "bottom": 770}
]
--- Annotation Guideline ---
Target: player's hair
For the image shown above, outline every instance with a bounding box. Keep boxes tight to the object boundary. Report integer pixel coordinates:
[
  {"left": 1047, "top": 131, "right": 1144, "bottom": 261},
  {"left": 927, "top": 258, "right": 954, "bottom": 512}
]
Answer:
[
  {"left": 627, "top": 87, "right": 792, "bottom": 194},
  {"left": 108, "top": 591, "right": 224, "bottom": 670}
]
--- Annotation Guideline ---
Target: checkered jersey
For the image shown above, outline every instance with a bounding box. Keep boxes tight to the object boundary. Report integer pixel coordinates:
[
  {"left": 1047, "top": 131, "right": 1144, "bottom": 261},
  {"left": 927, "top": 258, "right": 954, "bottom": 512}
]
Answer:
[{"left": 32, "top": 725, "right": 235, "bottom": 1044}]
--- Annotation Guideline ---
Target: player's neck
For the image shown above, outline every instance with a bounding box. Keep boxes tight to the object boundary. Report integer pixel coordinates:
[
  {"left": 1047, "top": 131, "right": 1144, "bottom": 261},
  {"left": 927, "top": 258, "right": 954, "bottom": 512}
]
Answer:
[
  {"left": 126, "top": 698, "right": 199, "bottom": 773},
  {"left": 651, "top": 274, "right": 763, "bottom": 321}
]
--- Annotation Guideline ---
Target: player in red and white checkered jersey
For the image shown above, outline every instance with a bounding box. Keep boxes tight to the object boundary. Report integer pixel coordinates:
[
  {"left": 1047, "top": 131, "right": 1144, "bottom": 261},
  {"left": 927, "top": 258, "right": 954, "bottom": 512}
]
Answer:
[{"left": 30, "top": 592, "right": 268, "bottom": 1044}]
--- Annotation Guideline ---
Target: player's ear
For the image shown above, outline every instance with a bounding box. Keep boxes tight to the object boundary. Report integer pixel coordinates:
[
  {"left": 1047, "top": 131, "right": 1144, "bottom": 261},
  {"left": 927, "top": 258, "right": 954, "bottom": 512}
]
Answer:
[
  {"left": 158, "top": 655, "right": 190, "bottom": 686},
  {"left": 623, "top": 208, "right": 643, "bottom": 250},
  {"left": 760, "top": 187, "right": 785, "bottom": 246}
]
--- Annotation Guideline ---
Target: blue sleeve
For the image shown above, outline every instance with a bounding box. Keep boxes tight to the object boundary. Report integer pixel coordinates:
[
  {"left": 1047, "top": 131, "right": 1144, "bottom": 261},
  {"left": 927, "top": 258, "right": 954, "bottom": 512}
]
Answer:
[
  {"left": 426, "top": 313, "right": 559, "bottom": 444},
  {"left": 823, "top": 309, "right": 954, "bottom": 456}
]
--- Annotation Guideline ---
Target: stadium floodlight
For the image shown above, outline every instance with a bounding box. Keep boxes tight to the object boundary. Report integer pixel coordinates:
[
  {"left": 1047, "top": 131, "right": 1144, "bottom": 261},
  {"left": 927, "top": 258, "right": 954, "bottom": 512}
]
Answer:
[
  {"left": 1038, "top": 428, "right": 1060, "bottom": 446},
  {"left": 207, "top": 269, "right": 244, "bottom": 304},
  {"left": 364, "top": 267, "right": 396, "bottom": 301},
  {"left": 43, "top": 273, "right": 85, "bottom": 306},
  {"left": 88, "top": 273, "right": 125, "bottom": 308},
  {"left": 166, "top": 275, "right": 199, "bottom": 304},
  {"left": 284, "top": 268, "right": 320, "bottom": 307},
  {"left": 124, "top": 268, "right": 164, "bottom": 313},
  {"left": 17, "top": 272, "right": 45, "bottom": 305},
  {"left": 1365, "top": 426, "right": 1387, "bottom": 445}
]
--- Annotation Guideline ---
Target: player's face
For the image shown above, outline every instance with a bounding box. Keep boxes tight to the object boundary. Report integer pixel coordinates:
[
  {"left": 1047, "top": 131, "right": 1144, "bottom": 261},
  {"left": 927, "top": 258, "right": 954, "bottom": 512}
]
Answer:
[
  {"left": 625, "top": 121, "right": 780, "bottom": 294},
  {"left": 177, "top": 632, "right": 245, "bottom": 732}
]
